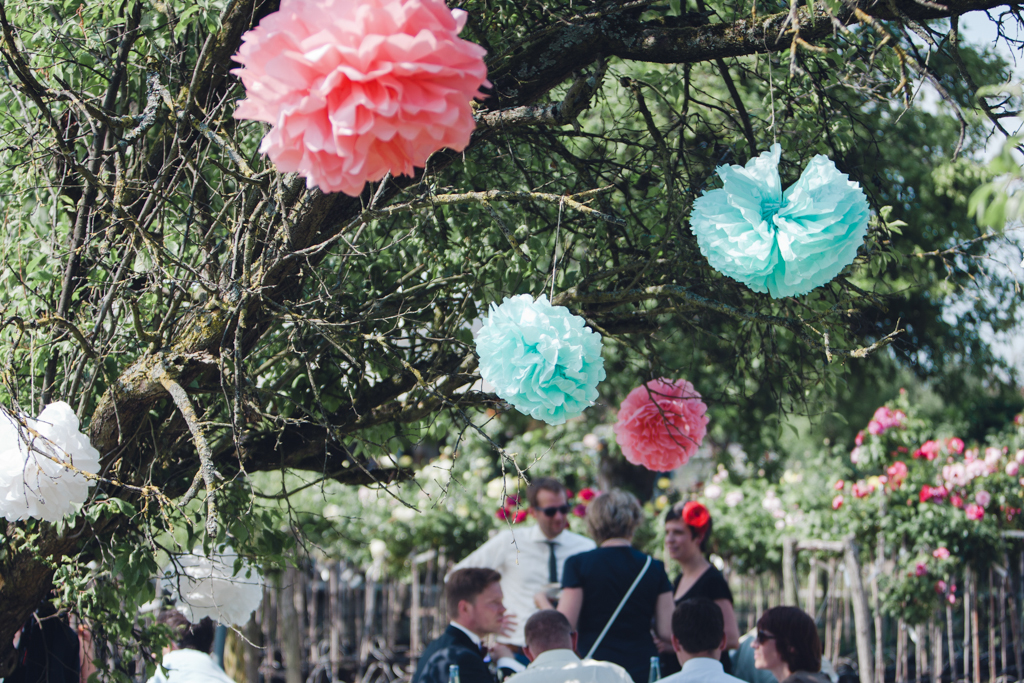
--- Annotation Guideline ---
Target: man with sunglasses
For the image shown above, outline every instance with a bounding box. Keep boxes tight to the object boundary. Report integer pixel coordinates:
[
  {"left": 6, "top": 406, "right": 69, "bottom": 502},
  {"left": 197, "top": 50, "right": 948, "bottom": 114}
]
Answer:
[{"left": 449, "top": 478, "right": 595, "bottom": 661}]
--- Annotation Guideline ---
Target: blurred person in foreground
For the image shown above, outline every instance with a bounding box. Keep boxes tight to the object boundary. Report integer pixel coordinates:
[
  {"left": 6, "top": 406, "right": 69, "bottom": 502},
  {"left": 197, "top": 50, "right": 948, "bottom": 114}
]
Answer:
[
  {"left": 147, "top": 612, "right": 233, "bottom": 683},
  {"left": 660, "top": 599, "right": 745, "bottom": 683},
  {"left": 751, "top": 607, "right": 828, "bottom": 683},
  {"left": 413, "top": 568, "right": 522, "bottom": 683},
  {"left": 505, "top": 610, "right": 633, "bottom": 683}
]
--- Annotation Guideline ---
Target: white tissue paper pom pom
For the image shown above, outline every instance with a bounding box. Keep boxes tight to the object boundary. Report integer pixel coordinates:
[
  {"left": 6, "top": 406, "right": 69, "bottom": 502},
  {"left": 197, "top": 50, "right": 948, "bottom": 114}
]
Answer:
[
  {"left": 164, "top": 547, "right": 264, "bottom": 626},
  {"left": 0, "top": 401, "right": 101, "bottom": 522}
]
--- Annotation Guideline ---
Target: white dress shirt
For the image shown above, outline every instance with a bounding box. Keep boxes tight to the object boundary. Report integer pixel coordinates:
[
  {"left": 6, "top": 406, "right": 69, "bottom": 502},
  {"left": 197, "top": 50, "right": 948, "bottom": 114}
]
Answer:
[
  {"left": 146, "top": 649, "right": 236, "bottom": 683},
  {"left": 660, "top": 657, "right": 747, "bottom": 683},
  {"left": 450, "top": 525, "right": 595, "bottom": 646},
  {"left": 507, "top": 649, "right": 633, "bottom": 683}
]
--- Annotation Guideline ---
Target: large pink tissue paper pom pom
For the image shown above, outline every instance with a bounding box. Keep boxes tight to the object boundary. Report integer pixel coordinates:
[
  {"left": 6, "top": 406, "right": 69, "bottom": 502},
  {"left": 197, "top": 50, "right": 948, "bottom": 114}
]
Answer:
[
  {"left": 231, "top": 0, "right": 489, "bottom": 196},
  {"left": 614, "top": 378, "right": 710, "bottom": 472}
]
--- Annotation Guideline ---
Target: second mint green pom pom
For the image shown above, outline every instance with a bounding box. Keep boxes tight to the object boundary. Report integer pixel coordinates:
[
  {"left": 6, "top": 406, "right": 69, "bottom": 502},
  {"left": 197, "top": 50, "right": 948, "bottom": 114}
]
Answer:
[
  {"left": 474, "top": 294, "right": 605, "bottom": 425},
  {"left": 690, "top": 144, "right": 870, "bottom": 298}
]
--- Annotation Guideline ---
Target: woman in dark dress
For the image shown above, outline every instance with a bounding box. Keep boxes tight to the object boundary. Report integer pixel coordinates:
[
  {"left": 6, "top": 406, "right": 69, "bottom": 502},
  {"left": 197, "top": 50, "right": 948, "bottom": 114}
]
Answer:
[
  {"left": 538, "top": 489, "right": 674, "bottom": 683},
  {"left": 657, "top": 501, "right": 740, "bottom": 676}
]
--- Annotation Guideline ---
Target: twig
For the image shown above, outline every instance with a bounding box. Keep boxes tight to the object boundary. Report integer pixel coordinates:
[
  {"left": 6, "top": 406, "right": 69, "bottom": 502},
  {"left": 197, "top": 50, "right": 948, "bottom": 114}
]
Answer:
[{"left": 150, "top": 358, "right": 219, "bottom": 536}]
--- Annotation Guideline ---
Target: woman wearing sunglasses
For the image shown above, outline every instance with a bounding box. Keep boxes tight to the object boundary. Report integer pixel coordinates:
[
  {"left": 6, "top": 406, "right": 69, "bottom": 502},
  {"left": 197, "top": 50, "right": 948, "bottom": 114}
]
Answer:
[
  {"left": 657, "top": 501, "right": 740, "bottom": 676},
  {"left": 752, "top": 607, "right": 828, "bottom": 683},
  {"left": 535, "top": 489, "right": 674, "bottom": 683}
]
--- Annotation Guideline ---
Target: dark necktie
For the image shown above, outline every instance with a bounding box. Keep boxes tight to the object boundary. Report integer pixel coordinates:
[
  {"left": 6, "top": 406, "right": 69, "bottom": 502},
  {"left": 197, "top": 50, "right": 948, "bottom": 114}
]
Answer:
[{"left": 545, "top": 540, "right": 558, "bottom": 583}]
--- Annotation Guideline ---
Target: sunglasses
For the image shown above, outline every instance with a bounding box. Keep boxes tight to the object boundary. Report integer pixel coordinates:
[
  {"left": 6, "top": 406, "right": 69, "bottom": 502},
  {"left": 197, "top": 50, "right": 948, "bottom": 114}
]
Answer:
[
  {"left": 537, "top": 504, "right": 571, "bottom": 517},
  {"left": 755, "top": 631, "right": 776, "bottom": 644}
]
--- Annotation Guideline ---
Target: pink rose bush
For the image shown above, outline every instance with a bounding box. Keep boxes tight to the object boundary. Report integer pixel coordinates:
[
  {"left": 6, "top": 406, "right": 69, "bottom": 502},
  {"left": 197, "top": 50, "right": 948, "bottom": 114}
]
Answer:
[
  {"left": 231, "top": 0, "right": 490, "bottom": 195},
  {"left": 867, "top": 406, "right": 907, "bottom": 435},
  {"left": 614, "top": 378, "right": 709, "bottom": 471},
  {"left": 966, "top": 503, "right": 985, "bottom": 521}
]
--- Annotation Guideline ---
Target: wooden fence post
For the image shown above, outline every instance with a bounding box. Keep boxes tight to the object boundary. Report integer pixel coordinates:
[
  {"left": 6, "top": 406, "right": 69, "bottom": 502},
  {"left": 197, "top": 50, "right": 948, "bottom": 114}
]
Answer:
[
  {"left": 844, "top": 535, "right": 874, "bottom": 683},
  {"left": 330, "top": 563, "right": 341, "bottom": 681},
  {"left": 282, "top": 566, "right": 304, "bottom": 683},
  {"left": 783, "top": 538, "right": 798, "bottom": 606},
  {"left": 807, "top": 556, "right": 818, "bottom": 619}
]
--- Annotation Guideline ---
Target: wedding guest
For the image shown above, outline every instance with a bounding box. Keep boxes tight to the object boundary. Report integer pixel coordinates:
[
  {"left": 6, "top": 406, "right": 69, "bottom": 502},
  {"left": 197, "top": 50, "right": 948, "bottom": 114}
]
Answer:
[
  {"left": 660, "top": 599, "right": 745, "bottom": 683},
  {"left": 539, "top": 490, "right": 673, "bottom": 683},
  {"left": 506, "top": 610, "right": 633, "bottom": 683},
  {"left": 752, "top": 607, "right": 828, "bottom": 683},
  {"left": 413, "top": 568, "right": 521, "bottom": 683},
  {"left": 146, "top": 612, "right": 234, "bottom": 683},
  {"left": 658, "top": 502, "right": 740, "bottom": 676},
  {"left": 451, "top": 478, "right": 595, "bottom": 658}
]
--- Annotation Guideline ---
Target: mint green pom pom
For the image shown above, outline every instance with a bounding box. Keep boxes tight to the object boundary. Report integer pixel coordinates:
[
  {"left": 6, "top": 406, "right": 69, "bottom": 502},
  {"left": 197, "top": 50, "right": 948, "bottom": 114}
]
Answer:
[
  {"left": 474, "top": 294, "right": 605, "bottom": 425},
  {"left": 690, "top": 144, "right": 870, "bottom": 298}
]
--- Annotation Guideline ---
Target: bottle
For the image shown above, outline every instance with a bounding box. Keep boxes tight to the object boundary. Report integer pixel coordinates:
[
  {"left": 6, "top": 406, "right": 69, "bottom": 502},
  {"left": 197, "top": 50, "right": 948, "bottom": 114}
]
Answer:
[
  {"left": 648, "top": 656, "right": 661, "bottom": 683},
  {"left": 449, "top": 665, "right": 461, "bottom": 683}
]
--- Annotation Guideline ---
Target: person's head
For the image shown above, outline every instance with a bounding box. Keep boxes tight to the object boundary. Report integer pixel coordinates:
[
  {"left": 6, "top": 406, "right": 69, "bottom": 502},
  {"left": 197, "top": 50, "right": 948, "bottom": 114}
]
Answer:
[
  {"left": 523, "top": 610, "right": 578, "bottom": 660},
  {"left": 528, "top": 478, "right": 570, "bottom": 540},
  {"left": 671, "top": 598, "right": 725, "bottom": 663},
  {"left": 753, "top": 607, "right": 822, "bottom": 679},
  {"left": 586, "top": 489, "right": 643, "bottom": 545},
  {"left": 446, "top": 568, "right": 506, "bottom": 636},
  {"left": 665, "top": 501, "right": 712, "bottom": 563},
  {"left": 157, "top": 611, "right": 216, "bottom": 653}
]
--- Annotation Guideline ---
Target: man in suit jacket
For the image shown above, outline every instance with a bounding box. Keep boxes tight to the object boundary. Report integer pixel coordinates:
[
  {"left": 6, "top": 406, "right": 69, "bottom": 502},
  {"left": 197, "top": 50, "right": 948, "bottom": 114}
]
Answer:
[{"left": 413, "top": 568, "right": 522, "bottom": 683}]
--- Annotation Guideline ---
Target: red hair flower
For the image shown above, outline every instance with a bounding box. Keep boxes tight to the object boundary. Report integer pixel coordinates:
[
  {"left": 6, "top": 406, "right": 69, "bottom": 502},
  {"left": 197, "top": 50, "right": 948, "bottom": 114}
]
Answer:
[{"left": 682, "top": 501, "right": 711, "bottom": 531}]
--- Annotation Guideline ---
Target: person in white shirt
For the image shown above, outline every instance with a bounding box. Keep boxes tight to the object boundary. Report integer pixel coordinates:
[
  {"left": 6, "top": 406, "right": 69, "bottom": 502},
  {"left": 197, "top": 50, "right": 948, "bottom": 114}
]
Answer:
[
  {"left": 146, "top": 612, "right": 235, "bottom": 683},
  {"left": 449, "top": 478, "right": 596, "bottom": 653},
  {"left": 507, "top": 610, "right": 633, "bottom": 683},
  {"left": 660, "top": 599, "right": 746, "bottom": 683}
]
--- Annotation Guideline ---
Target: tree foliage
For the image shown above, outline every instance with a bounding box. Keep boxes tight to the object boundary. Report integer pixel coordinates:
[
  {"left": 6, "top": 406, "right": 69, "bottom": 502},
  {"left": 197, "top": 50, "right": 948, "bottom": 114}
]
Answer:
[{"left": 0, "top": 0, "right": 1021, "bottom": 670}]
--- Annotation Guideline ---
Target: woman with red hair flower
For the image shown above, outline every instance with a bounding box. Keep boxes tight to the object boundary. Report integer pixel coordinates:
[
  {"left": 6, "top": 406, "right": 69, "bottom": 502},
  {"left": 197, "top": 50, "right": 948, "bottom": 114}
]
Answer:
[{"left": 656, "top": 501, "right": 740, "bottom": 676}]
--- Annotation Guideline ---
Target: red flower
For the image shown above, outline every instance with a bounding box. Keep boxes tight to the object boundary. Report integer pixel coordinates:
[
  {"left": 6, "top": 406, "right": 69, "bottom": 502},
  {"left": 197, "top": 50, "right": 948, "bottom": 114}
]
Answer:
[
  {"left": 505, "top": 495, "right": 520, "bottom": 509},
  {"left": 496, "top": 508, "right": 510, "bottom": 521},
  {"left": 513, "top": 510, "right": 528, "bottom": 523},
  {"left": 834, "top": 480, "right": 846, "bottom": 491},
  {"left": 947, "top": 437, "right": 965, "bottom": 455},
  {"left": 914, "top": 440, "right": 941, "bottom": 461},
  {"left": 887, "top": 461, "right": 908, "bottom": 488},
  {"left": 951, "top": 495, "right": 964, "bottom": 509},
  {"left": 832, "top": 495, "right": 844, "bottom": 510},
  {"left": 916, "top": 563, "right": 927, "bottom": 577},
  {"left": 564, "top": 488, "right": 574, "bottom": 500},
  {"left": 933, "top": 547, "right": 950, "bottom": 559},
  {"left": 897, "top": 446, "right": 908, "bottom": 453},
  {"left": 682, "top": 501, "right": 711, "bottom": 531},
  {"left": 852, "top": 481, "right": 874, "bottom": 498},
  {"left": 572, "top": 504, "right": 587, "bottom": 518},
  {"left": 579, "top": 488, "right": 598, "bottom": 502},
  {"left": 855, "top": 431, "right": 866, "bottom": 446},
  {"left": 936, "top": 580, "right": 948, "bottom": 594},
  {"left": 966, "top": 503, "right": 984, "bottom": 521}
]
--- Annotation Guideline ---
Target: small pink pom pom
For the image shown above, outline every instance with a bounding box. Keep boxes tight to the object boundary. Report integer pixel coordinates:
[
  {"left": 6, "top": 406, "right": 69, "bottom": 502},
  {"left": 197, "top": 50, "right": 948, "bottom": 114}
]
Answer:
[
  {"left": 231, "top": 0, "right": 489, "bottom": 196},
  {"left": 614, "top": 378, "right": 709, "bottom": 472}
]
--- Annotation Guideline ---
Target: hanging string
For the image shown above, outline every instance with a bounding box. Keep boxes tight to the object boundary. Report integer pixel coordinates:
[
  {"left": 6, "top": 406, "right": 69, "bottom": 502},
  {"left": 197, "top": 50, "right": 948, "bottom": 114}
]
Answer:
[
  {"left": 550, "top": 195, "right": 565, "bottom": 300},
  {"left": 768, "top": 55, "right": 778, "bottom": 145}
]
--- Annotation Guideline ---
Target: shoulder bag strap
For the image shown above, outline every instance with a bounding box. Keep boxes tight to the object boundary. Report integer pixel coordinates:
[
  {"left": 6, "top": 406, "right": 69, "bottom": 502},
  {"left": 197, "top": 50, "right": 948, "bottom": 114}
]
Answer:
[{"left": 583, "top": 554, "right": 653, "bottom": 660}]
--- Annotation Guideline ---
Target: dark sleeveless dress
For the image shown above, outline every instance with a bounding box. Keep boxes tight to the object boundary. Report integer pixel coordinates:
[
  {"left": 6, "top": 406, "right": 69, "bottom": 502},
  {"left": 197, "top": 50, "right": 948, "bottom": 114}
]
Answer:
[{"left": 659, "top": 564, "right": 735, "bottom": 676}]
